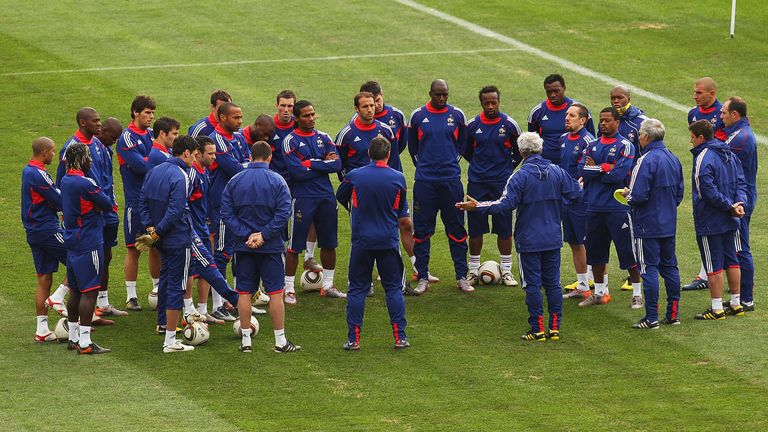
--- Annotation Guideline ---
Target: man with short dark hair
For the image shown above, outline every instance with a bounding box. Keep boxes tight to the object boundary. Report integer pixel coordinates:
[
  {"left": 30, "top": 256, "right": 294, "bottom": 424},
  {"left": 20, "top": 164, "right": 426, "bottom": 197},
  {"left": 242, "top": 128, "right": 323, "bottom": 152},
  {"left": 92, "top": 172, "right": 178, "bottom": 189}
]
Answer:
[
  {"left": 146, "top": 117, "right": 180, "bottom": 170},
  {"left": 464, "top": 85, "right": 522, "bottom": 287},
  {"left": 622, "top": 119, "right": 683, "bottom": 329},
  {"left": 607, "top": 86, "right": 648, "bottom": 152},
  {"left": 337, "top": 136, "right": 409, "bottom": 350},
  {"left": 222, "top": 141, "right": 299, "bottom": 353},
  {"left": 189, "top": 90, "right": 232, "bottom": 138},
  {"left": 688, "top": 120, "right": 747, "bottom": 320},
  {"left": 721, "top": 97, "right": 757, "bottom": 311}
]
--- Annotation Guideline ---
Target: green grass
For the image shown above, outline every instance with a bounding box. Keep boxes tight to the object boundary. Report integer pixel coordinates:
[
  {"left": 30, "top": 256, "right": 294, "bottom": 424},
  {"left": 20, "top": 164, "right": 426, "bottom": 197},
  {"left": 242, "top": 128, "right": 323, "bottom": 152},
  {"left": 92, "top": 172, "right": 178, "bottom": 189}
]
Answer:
[{"left": 1, "top": 1, "right": 767, "bottom": 430}]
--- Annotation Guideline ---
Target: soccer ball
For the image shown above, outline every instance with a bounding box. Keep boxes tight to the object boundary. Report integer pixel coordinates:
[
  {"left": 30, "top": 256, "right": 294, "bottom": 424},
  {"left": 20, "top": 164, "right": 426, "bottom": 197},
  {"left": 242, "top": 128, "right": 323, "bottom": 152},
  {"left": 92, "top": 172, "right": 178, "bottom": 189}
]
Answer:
[
  {"left": 478, "top": 261, "right": 502, "bottom": 285},
  {"left": 300, "top": 270, "right": 322, "bottom": 292},
  {"left": 233, "top": 316, "right": 260, "bottom": 337},
  {"left": 182, "top": 322, "right": 210, "bottom": 346},
  {"left": 53, "top": 318, "right": 69, "bottom": 341},
  {"left": 252, "top": 288, "right": 270, "bottom": 306},
  {"left": 148, "top": 288, "right": 158, "bottom": 310}
]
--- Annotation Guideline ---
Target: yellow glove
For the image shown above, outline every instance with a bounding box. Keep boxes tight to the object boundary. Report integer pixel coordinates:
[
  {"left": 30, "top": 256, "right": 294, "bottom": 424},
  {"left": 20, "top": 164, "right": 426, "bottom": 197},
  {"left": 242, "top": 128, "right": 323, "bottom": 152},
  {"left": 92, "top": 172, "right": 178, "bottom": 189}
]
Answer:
[{"left": 136, "top": 227, "right": 160, "bottom": 252}]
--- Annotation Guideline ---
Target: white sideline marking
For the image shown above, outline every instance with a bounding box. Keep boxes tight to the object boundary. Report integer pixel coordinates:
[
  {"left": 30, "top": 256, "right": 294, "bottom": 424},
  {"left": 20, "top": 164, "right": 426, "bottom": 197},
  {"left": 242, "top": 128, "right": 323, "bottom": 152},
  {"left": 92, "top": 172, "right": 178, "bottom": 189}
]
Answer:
[
  {"left": 395, "top": 0, "right": 767, "bottom": 145},
  {"left": 0, "top": 48, "right": 517, "bottom": 77}
]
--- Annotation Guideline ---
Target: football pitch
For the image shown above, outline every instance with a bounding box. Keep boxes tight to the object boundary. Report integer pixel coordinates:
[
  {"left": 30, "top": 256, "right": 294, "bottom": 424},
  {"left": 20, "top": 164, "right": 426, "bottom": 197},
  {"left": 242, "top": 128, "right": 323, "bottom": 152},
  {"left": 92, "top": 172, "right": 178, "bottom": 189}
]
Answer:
[{"left": 2, "top": 0, "right": 767, "bottom": 430}]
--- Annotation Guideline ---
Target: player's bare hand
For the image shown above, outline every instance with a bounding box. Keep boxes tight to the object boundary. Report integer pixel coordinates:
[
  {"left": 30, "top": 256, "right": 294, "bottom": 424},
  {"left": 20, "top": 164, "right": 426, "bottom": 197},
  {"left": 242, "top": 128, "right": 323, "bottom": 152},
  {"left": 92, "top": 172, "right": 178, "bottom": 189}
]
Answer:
[
  {"left": 246, "top": 232, "right": 265, "bottom": 248},
  {"left": 325, "top": 152, "right": 339, "bottom": 161},
  {"left": 584, "top": 156, "right": 595, "bottom": 166},
  {"left": 455, "top": 195, "right": 479, "bottom": 211},
  {"left": 621, "top": 187, "right": 630, "bottom": 197},
  {"left": 731, "top": 202, "right": 745, "bottom": 217}
]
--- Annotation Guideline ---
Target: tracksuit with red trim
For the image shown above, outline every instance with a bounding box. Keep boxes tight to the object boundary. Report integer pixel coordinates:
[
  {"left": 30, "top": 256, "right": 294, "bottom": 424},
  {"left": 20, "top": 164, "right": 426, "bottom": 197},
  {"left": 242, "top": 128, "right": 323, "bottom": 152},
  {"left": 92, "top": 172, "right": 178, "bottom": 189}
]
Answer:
[
  {"left": 578, "top": 133, "right": 637, "bottom": 270},
  {"left": 139, "top": 157, "right": 238, "bottom": 326},
  {"left": 336, "top": 117, "right": 397, "bottom": 178},
  {"left": 207, "top": 125, "right": 248, "bottom": 278},
  {"left": 626, "top": 140, "right": 684, "bottom": 323},
  {"left": 146, "top": 142, "right": 171, "bottom": 171},
  {"left": 528, "top": 97, "right": 595, "bottom": 164},
  {"left": 558, "top": 128, "right": 595, "bottom": 245},
  {"left": 475, "top": 155, "right": 581, "bottom": 333},
  {"left": 690, "top": 139, "right": 748, "bottom": 277},
  {"left": 463, "top": 111, "right": 522, "bottom": 240},
  {"left": 116, "top": 122, "right": 154, "bottom": 247},
  {"left": 724, "top": 119, "right": 757, "bottom": 303},
  {"left": 22, "top": 160, "right": 67, "bottom": 276},
  {"left": 265, "top": 115, "right": 295, "bottom": 182},
  {"left": 688, "top": 100, "right": 727, "bottom": 142},
  {"left": 221, "top": 162, "right": 291, "bottom": 295},
  {"left": 408, "top": 102, "right": 468, "bottom": 281},
  {"left": 282, "top": 128, "right": 341, "bottom": 253},
  {"left": 337, "top": 161, "right": 408, "bottom": 344},
  {"left": 349, "top": 104, "right": 409, "bottom": 172},
  {"left": 60, "top": 169, "right": 112, "bottom": 293},
  {"left": 188, "top": 112, "right": 218, "bottom": 138},
  {"left": 57, "top": 130, "right": 119, "bottom": 248},
  {"left": 598, "top": 105, "right": 649, "bottom": 154}
]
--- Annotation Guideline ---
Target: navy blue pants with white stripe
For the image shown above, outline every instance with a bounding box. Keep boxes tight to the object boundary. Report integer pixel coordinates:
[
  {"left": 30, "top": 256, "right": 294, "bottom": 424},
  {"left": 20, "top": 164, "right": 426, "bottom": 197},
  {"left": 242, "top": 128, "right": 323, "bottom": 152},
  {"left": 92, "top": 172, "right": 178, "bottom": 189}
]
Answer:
[
  {"left": 519, "top": 249, "right": 562, "bottom": 333},
  {"left": 737, "top": 215, "right": 754, "bottom": 303},
  {"left": 346, "top": 246, "right": 407, "bottom": 344},
  {"left": 635, "top": 236, "right": 680, "bottom": 323}
]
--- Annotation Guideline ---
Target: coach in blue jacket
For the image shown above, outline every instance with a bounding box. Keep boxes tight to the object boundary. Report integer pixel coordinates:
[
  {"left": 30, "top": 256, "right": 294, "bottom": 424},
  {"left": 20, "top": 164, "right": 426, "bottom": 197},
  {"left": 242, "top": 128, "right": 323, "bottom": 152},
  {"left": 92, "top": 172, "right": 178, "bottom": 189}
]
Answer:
[
  {"left": 337, "top": 136, "right": 410, "bottom": 350},
  {"left": 457, "top": 132, "right": 581, "bottom": 342},
  {"left": 221, "top": 141, "right": 300, "bottom": 354},
  {"left": 623, "top": 119, "right": 684, "bottom": 329}
]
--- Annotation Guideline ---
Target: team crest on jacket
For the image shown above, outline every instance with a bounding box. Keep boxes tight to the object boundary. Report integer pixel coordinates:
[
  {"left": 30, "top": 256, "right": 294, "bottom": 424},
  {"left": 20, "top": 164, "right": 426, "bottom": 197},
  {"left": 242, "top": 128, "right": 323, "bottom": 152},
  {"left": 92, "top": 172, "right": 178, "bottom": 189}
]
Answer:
[
  {"left": 317, "top": 138, "right": 324, "bottom": 147},
  {"left": 447, "top": 116, "right": 455, "bottom": 126},
  {"left": 628, "top": 131, "right": 635, "bottom": 142},
  {"left": 498, "top": 126, "right": 506, "bottom": 135},
  {"left": 295, "top": 209, "right": 303, "bottom": 223},
  {"left": 389, "top": 119, "right": 396, "bottom": 127},
  {"left": 608, "top": 147, "right": 617, "bottom": 157}
]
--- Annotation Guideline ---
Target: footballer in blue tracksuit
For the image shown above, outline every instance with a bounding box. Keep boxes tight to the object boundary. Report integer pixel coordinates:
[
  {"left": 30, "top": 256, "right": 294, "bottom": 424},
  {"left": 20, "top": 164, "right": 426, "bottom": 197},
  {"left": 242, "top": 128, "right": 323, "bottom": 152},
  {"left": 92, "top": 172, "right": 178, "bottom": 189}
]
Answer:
[
  {"left": 463, "top": 86, "right": 522, "bottom": 285},
  {"left": 599, "top": 86, "right": 649, "bottom": 154},
  {"left": 624, "top": 120, "right": 684, "bottom": 328},
  {"left": 336, "top": 96, "right": 397, "bottom": 178},
  {"left": 528, "top": 74, "right": 595, "bottom": 165},
  {"left": 23, "top": 137, "right": 68, "bottom": 341},
  {"left": 408, "top": 80, "right": 470, "bottom": 292},
  {"left": 721, "top": 98, "right": 757, "bottom": 308},
  {"left": 337, "top": 136, "right": 409, "bottom": 349},
  {"left": 283, "top": 100, "right": 345, "bottom": 300},
  {"left": 188, "top": 90, "right": 232, "bottom": 138},
  {"left": 139, "top": 136, "right": 240, "bottom": 352},
  {"left": 61, "top": 143, "right": 114, "bottom": 354},
  {"left": 578, "top": 107, "right": 640, "bottom": 305},
  {"left": 146, "top": 117, "right": 179, "bottom": 171},
  {"left": 458, "top": 132, "right": 581, "bottom": 341},
  {"left": 207, "top": 103, "right": 247, "bottom": 280},
  {"left": 221, "top": 141, "right": 300, "bottom": 353},
  {"left": 688, "top": 120, "right": 748, "bottom": 320}
]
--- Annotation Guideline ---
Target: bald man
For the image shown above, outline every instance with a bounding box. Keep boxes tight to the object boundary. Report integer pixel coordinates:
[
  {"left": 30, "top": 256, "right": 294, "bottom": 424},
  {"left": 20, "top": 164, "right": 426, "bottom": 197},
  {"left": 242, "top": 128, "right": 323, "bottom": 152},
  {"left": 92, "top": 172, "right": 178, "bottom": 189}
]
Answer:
[
  {"left": 606, "top": 86, "right": 649, "bottom": 153},
  {"left": 23, "top": 137, "right": 70, "bottom": 341}
]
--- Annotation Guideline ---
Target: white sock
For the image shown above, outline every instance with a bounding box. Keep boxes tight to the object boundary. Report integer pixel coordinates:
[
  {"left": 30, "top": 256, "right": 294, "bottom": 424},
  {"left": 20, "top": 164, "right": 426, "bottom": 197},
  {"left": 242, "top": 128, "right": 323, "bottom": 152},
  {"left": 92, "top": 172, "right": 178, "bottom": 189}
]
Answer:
[
  {"left": 164, "top": 330, "right": 177, "bottom": 347},
  {"left": 241, "top": 328, "right": 252, "bottom": 347},
  {"left": 68, "top": 321, "right": 79, "bottom": 342},
  {"left": 322, "top": 269, "right": 335, "bottom": 290},
  {"left": 50, "top": 284, "right": 69, "bottom": 303},
  {"left": 698, "top": 264, "right": 708, "bottom": 281},
  {"left": 284, "top": 276, "right": 295, "bottom": 293},
  {"left": 730, "top": 294, "right": 741, "bottom": 307},
  {"left": 469, "top": 255, "right": 481, "bottom": 274},
  {"left": 587, "top": 265, "right": 594, "bottom": 283},
  {"left": 198, "top": 303, "right": 208, "bottom": 315},
  {"left": 595, "top": 282, "right": 607, "bottom": 296},
  {"left": 305, "top": 241, "right": 316, "bottom": 259},
  {"left": 632, "top": 282, "right": 642, "bottom": 297},
  {"left": 79, "top": 325, "right": 92, "bottom": 348},
  {"left": 97, "top": 291, "right": 109, "bottom": 308},
  {"left": 183, "top": 298, "right": 195, "bottom": 315},
  {"left": 233, "top": 276, "right": 237, "bottom": 290},
  {"left": 576, "top": 273, "right": 590, "bottom": 291},
  {"left": 410, "top": 255, "right": 417, "bottom": 272},
  {"left": 712, "top": 298, "right": 723, "bottom": 311},
  {"left": 36, "top": 315, "right": 50, "bottom": 335},
  {"left": 603, "top": 274, "right": 608, "bottom": 286},
  {"left": 500, "top": 254, "right": 512, "bottom": 273},
  {"left": 152, "top": 278, "right": 160, "bottom": 291},
  {"left": 274, "top": 328, "right": 287, "bottom": 347},
  {"left": 126, "top": 280, "right": 138, "bottom": 300},
  {"left": 212, "top": 290, "right": 224, "bottom": 309}
]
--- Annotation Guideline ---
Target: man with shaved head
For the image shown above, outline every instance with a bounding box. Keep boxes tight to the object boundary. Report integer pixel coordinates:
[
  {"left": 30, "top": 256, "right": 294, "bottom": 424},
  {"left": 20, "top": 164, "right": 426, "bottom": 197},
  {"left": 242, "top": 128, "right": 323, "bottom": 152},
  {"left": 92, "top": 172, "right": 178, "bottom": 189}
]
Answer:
[
  {"left": 23, "top": 137, "right": 70, "bottom": 341},
  {"left": 97, "top": 117, "right": 123, "bottom": 147},
  {"left": 683, "top": 77, "right": 727, "bottom": 291},
  {"left": 607, "top": 86, "right": 649, "bottom": 153},
  {"left": 408, "top": 79, "right": 471, "bottom": 294}
]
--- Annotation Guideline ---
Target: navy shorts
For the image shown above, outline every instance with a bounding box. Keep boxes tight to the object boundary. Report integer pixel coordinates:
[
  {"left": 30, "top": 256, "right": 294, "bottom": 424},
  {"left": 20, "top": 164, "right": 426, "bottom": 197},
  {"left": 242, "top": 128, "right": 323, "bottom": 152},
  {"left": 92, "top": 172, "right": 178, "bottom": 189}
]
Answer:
[
  {"left": 123, "top": 205, "right": 144, "bottom": 248},
  {"left": 466, "top": 182, "right": 512, "bottom": 238},
  {"left": 288, "top": 195, "right": 338, "bottom": 252},
  {"left": 66, "top": 249, "right": 103, "bottom": 293},
  {"left": 696, "top": 231, "right": 739, "bottom": 275},
  {"left": 233, "top": 252, "right": 285, "bottom": 294},
  {"left": 28, "top": 232, "right": 67, "bottom": 276},
  {"left": 585, "top": 211, "right": 636, "bottom": 269},
  {"left": 562, "top": 201, "right": 587, "bottom": 245},
  {"left": 210, "top": 213, "right": 235, "bottom": 263},
  {"left": 103, "top": 222, "right": 119, "bottom": 249}
]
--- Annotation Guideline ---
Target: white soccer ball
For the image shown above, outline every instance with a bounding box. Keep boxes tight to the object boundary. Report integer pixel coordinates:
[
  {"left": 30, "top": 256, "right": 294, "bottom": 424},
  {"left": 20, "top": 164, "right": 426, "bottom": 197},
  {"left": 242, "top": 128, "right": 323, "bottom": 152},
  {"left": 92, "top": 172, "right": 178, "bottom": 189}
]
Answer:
[
  {"left": 182, "top": 322, "right": 210, "bottom": 346},
  {"left": 233, "top": 316, "right": 260, "bottom": 337},
  {"left": 300, "top": 270, "right": 322, "bottom": 292},
  {"left": 479, "top": 261, "right": 502, "bottom": 285},
  {"left": 252, "top": 287, "right": 270, "bottom": 306},
  {"left": 54, "top": 318, "right": 69, "bottom": 341},
  {"left": 148, "top": 288, "right": 158, "bottom": 310}
]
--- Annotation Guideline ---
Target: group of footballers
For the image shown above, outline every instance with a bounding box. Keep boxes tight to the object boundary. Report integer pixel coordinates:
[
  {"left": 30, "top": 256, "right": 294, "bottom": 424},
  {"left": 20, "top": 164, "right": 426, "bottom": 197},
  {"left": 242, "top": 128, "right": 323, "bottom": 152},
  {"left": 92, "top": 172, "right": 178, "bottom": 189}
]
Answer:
[{"left": 21, "top": 74, "right": 757, "bottom": 352}]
